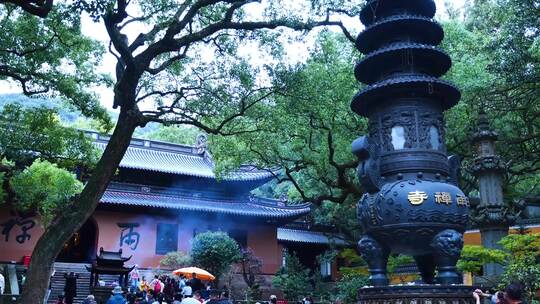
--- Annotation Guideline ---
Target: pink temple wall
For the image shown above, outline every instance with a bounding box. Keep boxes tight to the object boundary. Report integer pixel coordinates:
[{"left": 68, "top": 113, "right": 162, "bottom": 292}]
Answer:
[
  {"left": 0, "top": 209, "right": 44, "bottom": 263},
  {"left": 94, "top": 211, "right": 181, "bottom": 267},
  {"left": 0, "top": 208, "right": 282, "bottom": 275},
  {"left": 247, "top": 226, "right": 281, "bottom": 274},
  {"left": 94, "top": 211, "right": 282, "bottom": 274}
]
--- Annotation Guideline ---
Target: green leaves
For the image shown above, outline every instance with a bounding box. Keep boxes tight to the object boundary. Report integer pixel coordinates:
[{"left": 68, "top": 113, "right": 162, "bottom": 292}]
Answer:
[
  {"left": 499, "top": 260, "right": 540, "bottom": 303},
  {"left": 386, "top": 254, "right": 415, "bottom": 275},
  {"left": 457, "top": 234, "right": 540, "bottom": 303},
  {"left": 211, "top": 32, "right": 363, "bottom": 207},
  {"left": 138, "top": 124, "right": 201, "bottom": 145},
  {"left": 272, "top": 253, "right": 312, "bottom": 301},
  {"left": 498, "top": 233, "right": 540, "bottom": 304},
  {"left": 446, "top": 0, "right": 540, "bottom": 197},
  {"left": 0, "top": 103, "right": 98, "bottom": 168},
  {"left": 457, "top": 245, "right": 507, "bottom": 275},
  {"left": 160, "top": 251, "right": 193, "bottom": 270},
  {"left": 335, "top": 272, "right": 369, "bottom": 304},
  {"left": 191, "top": 231, "right": 241, "bottom": 281},
  {"left": 0, "top": 4, "right": 112, "bottom": 128},
  {"left": 498, "top": 233, "right": 540, "bottom": 260},
  {"left": 0, "top": 103, "right": 96, "bottom": 227},
  {"left": 11, "top": 159, "right": 83, "bottom": 226}
]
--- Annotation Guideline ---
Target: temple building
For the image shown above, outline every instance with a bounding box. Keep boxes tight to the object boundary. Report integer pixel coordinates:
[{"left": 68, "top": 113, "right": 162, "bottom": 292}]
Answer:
[{"left": 0, "top": 132, "right": 335, "bottom": 279}]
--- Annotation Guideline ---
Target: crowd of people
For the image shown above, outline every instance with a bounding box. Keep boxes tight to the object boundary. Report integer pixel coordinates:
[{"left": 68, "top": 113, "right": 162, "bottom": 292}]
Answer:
[
  {"left": 473, "top": 283, "right": 527, "bottom": 304},
  {"left": 118, "top": 271, "right": 213, "bottom": 304},
  {"left": 51, "top": 272, "right": 229, "bottom": 304},
  {"left": 48, "top": 268, "right": 218, "bottom": 304},
  {"left": 97, "top": 283, "right": 233, "bottom": 304}
]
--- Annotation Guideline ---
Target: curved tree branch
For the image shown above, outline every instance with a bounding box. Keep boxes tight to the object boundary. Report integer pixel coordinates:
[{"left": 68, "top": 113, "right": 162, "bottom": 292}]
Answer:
[{"left": 1, "top": 0, "right": 53, "bottom": 17}]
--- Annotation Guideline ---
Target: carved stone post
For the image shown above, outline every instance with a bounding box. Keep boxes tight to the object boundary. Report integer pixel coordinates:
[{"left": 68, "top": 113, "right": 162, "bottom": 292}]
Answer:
[{"left": 470, "top": 111, "right": 513, "bottom": 278}]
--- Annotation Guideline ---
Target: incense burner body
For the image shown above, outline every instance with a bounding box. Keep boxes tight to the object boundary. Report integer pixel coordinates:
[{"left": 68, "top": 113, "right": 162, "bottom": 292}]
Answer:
[{"left": 357, "top": 180, "right": 468, "bottom": 254}]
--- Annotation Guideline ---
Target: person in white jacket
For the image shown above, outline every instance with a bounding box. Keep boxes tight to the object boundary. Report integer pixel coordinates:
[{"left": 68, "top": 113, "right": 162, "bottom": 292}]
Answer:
[
  {"left": 182, "top": 281, "right": 193, "bottom": 297},
  {"left": 0, "top": 271, "right": 5, "bottom": 295}
]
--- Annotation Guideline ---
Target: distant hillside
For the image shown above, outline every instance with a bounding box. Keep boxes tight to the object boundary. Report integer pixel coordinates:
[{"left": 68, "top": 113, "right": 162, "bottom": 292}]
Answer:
[
  {"left": 0, "top": 94, "right": 178, "bottom": 140},
  {"left": 0, "top": 94, "right": 125, "bottom": 126},
  {"left": 0, "top": 94, "right": 84, "bottom": 123}
]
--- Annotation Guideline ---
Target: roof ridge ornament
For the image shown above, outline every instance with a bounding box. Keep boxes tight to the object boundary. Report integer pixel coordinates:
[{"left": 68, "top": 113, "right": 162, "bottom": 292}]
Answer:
[{"left": 194, "top": 133, "right": 208, "bottom": 154}]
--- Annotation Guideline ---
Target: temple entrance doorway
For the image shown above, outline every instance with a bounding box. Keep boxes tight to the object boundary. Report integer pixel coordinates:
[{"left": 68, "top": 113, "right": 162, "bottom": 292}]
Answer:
[{"left": 57, "top": 219, "right": 98, "bottom": 263}]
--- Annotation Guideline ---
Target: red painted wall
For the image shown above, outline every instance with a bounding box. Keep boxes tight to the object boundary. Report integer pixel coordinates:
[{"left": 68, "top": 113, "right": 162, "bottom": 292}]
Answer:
[
  {"left": 94, "top": 210, "right": 283, "bottom": 273},
  {"left": 0, "top": 209, "right": 44, "bottom": 263},
  {"left": 247, "top": 226, "right": 281, "bottom": 274},
  {"left": 0, "top": 208, "right": 282, "bottom": 274},
  {"left": 94, "top": 210, "right": 182, "bottom": 267},
  {"left": 6, "top": 206, "right": 531, "bottom": 276}
]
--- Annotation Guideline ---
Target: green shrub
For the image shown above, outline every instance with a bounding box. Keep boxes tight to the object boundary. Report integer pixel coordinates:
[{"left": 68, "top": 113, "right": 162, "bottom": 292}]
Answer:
[
  {"left": 499, "top": 233, "right": 540, "bottom": 304},
  {"left": 457, "top": 234, "right": 540, "bottom": 304},
  {"left": 160, "top": 251, "right": 192, "bottom": 270},
  {"left": 457, "top": 245, "right": 506, "bottom": 275},
  {"left": 335, "top": 272, "right": 369, "bottom": 304},
  {"left": 191, "top": 231, "right": 241, "bottom": 283},
  {"left": 272, "top": 253, "right": 311, "bottom": 301}
]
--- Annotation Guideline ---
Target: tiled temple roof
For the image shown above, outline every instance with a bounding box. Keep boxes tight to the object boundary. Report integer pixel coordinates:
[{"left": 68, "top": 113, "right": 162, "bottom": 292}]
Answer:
[
  {"left": 100, "top": 187, "right": 311, "bottom": 219},
  {"left": 277, "top": 228, "right": 347, "bottom": 245},
  {"left": 89, "top": 132, "right": 305, "bottom": 220},
  {"left": 91, "top": 132, "right": 274, "bottom": 181}
]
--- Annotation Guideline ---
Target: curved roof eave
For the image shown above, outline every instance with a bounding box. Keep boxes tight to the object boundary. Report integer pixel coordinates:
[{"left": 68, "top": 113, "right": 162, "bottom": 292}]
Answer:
[{"left": 99, "top": 190, "right": 311, "bottom": 220}]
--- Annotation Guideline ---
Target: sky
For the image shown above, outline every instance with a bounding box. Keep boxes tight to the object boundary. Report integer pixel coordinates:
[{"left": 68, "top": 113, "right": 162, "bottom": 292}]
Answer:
[{"left": 0, "top": 0, "right": 467, "bottom": 111}]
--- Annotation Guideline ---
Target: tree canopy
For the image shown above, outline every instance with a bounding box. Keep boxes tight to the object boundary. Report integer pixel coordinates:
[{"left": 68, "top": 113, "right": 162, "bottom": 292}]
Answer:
[
  {"left": 210, "top": 32, "right": 364, "bottom": 243},
  {"left": 0, "top": 3, "right": 112, "bottom": 128},
  {"left": 0, "top": 103, "right": 96, "bottom": 227},
  {"left": 0, "top": 5, "right": 107, "bottom": 233},
  {"left": 210, "top": 0, "right": 540, "bottom": 244},
  {"left": 10, "top": 159, "right": 84, "bottom": 226},
  {"left": 0, "top": 0, "right": 364, "bottom": 301},
  {"left": 439, "top": 0, "right": 540, "bottom": 202}
]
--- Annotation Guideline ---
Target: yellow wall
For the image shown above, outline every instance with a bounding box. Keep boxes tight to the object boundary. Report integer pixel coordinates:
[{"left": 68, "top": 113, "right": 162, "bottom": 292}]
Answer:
[{"left": 464, "top": 226, "right": 540, "bottom": 246}]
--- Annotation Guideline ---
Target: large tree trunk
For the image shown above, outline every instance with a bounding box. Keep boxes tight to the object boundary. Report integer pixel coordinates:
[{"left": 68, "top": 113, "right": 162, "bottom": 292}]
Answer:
[{"left": 19, "top": 110, "right": 139, "bottom": 304}]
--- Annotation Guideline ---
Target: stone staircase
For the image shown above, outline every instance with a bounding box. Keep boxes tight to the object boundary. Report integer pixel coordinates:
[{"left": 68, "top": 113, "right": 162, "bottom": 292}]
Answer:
[
  {"left": 47, "top": 262, "right": 132, "bottom": 304},
  {"left": 47, "top": 262, "right": 91, "bottom": 304}
]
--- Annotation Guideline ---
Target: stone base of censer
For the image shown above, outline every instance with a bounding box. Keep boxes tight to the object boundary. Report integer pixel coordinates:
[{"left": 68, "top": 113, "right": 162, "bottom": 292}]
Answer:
[{"left": 358, "top": 285, "right": 475, "bottom": 304}]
